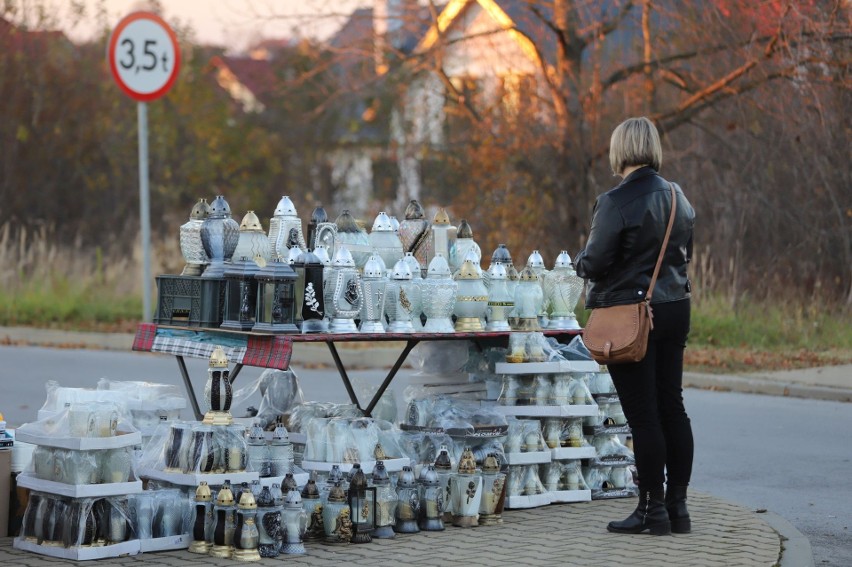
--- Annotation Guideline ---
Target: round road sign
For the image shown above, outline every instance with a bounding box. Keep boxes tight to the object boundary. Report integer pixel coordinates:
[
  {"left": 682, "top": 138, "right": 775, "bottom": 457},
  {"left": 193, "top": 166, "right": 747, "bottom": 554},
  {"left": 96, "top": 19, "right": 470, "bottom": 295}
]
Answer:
[{"left": 108, "top": 12, "right": 180, "bottom": 102}]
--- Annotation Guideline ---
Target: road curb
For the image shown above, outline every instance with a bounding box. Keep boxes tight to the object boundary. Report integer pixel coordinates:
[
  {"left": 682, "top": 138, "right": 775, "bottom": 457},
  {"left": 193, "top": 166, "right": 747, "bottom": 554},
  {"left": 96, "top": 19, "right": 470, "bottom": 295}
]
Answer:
[
  {"left": 684, "top": 372, "right": 852, "bottom": 403},
  {"left": 761, "top": 511, "right": 816, "bottom": 567}
]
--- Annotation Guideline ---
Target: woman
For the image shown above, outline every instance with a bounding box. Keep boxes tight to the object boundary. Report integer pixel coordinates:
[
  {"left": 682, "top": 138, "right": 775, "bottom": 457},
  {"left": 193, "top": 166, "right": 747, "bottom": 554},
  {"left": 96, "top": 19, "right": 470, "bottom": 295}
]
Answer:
[{"left": 575, "top": 117, "right": 695, "bottom": 536}]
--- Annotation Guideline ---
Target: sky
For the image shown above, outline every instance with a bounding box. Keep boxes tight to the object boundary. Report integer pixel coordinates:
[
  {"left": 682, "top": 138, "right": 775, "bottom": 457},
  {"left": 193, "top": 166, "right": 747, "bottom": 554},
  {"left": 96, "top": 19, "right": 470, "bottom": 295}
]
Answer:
[{"left": 15, "top": 0, "right": 364, "bottom": 51}]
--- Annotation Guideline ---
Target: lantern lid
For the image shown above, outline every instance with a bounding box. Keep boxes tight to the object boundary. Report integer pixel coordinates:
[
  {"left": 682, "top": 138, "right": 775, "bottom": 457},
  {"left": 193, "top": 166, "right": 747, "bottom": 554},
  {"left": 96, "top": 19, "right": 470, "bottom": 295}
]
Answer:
[
  {"left": 271, "top": 424, "right": 290, "bottom": 444},
  {"left": 335, "top": 210, "right": 362, "bottom": 233},
  {"left": 216, "top": 485, "right": 235, "bottom": 506},
  {"left": 456, "top": 219, "right": 473, "bottom": 239},
  {"left": 372, "top": 460, "right": 390, "bottom": 485},
  {"left": 554, "top": 250, "right": 573, "bottom": 268},
  {"left": 491, "top": 244, "right": 512, "bottom": 264},
  {"left": 402, "top": 252, "right": 422, "bottom": 277},
  {"left": 454, "top": 260, "right": 480, "bottom": 280},
  {"left": 363, "top": 255, "right": 385, "bottom": 278},
  {"left": 527, "top": 250, "right": 545, "bottom": 269},
  {"left": 457, "top": 447, "right": 477, "bottom": 474},
  {"left": 283, "top": 473, "right": 298, "bottom": 492},
  {"left": 433, "top": 208, "right": 451, "bottom": 225},
  {"left": 404, "top": 199, "right": 425, "bottom": 220},
  {"left": 239, "top": 211, "right": 264, "bottom": 232},
  {"left": 224, "top": 258, "right": 261, "bottom": 278},
  {"left": 209, "top": 195, "right": 232, "bottom": 219},
  {"left": 257, "top": 486, "right": 274, "bottom": 507},
  {"left": 247, "top": 422, "right": 265, "bottom": 444},
  {"left": 427, "top": 253, "right": 451, "bottom": 278},
  {"left": 238, "top": 489, "right": 257, "bottom": 510},
  {"left": 310, "top": 204, "right": 328, "bottom": 224},
  {"left": 328, "top": 464, "right": 343, "bottom": 484},
  {"left": 372, "top": 212, "right": 394, "bottom": 232},
  {"left": 488, "top": 263, "right": 508, "bottom": 280},
  {"left": 390, "top": 216, "right": 400, "bottom": 232},
  {"left": 519, "top": 266, "right": 539, "bottom": 282},
  {"left": 271, "top": 483, "right": 284, "bottom": 505},
  {"left": 419, "top": 464, "right": 439, "bottom": 486},
  {"left": 209, "top": 346, "right": 229, "bottom": 368},
  {"left": 397, "top": 466, "right": 417, "bottom": 488},
  {"left": 190, "top": 198, "right": 211, "bottom": 220},
  {"left": 313, "top": 245, "right": 332, "bottom": 265},
  {"left": 332, "top": 246, "right": 356, "bottom": 267},
  {"left": 273, "top": 196, "right": 298, "bottom": 218},
  {"left": 507, "top": 265, "right": 520, "bottom": 281},
  {"left": 254, "top": 258, "right": 297, "bottom": 282},
  {"left": 434, "top": 446, "right": 452, "bottom": 471},
  {"left": 286, "top": 246, "right": 302, "bottom": 265},
  {"left": 463, "top": 246, "right": 481, "bottom": 265},
  {"left": 301, "top": 479, "right": 320, "bottom": 499},
  {"left": 391, "top": 259, "right": 412, "bottom": 280},
  {"left": 348, "top": 464, "right": 367, "bottom": 490},
  {"left": 284, "top": 489, "right": 302, "bottom": 507},
  {"left": 195, "top": 481, "right": 212, "bottom": 502},
  {"left": 328, "top": 482, "right": 347, "bottom": 503},
  {"left": 482, "top": 453, "right": 501, "bottom": 473},
  {"left": 293, "top": 249, "right": 322, "bottom": 267}
]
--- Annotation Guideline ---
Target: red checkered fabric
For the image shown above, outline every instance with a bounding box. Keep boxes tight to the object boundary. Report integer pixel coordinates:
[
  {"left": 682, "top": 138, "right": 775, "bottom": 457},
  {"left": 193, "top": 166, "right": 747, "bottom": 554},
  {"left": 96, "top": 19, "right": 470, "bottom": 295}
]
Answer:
[
  {"left": 132, "top": 323, "right": 158, "bottom": 352},
  {"left": 242, "top": 335, "right": 293, "bottom": 370}
]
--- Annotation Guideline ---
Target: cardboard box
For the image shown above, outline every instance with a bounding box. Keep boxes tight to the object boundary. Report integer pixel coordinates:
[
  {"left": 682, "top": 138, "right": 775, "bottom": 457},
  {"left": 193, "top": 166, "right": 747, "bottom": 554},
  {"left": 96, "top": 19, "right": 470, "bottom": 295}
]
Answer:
[
  {"left": 15, "top": 472, "right": 142, "bottom": 499},
  {"left": 14, "top": 430, "right": 141, "bottom": 451},
  {"left": 0, "top": 450, "right": 10, "bottom": 537},
  {"left": 13, "top": 537, "right": 140, "bottom": 560}
]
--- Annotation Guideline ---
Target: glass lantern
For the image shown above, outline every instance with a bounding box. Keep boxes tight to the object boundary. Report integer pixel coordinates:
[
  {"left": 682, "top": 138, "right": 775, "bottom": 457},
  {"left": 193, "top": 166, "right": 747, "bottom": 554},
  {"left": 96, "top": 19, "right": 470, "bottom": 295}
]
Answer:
[
  {"left": 322, "top": 482, "right": 351, "bottom": 544},
  {"left": 211, "top": 483, "right": 236, "bottom": 558},
  {"left": 485, "top": 263, "right": 513, "bottom": 331},
  {"left": 188, "top": 424, "right": 216, "bottom": 474},
  {"left": 252, "top": 259, "right": 298, "bottom": 333},
  {"left": 246, "top": 422, "right": 270, "bottom": 477},
  {"left": 281, "top": 490, "right": 308, "bottom": 555},
  {"left": 301, "top": 478, "right": 324, "bottom": 541},
  {"left": 202, "top": 346, "right": 233, "bottom": 426},
  {"left": 512, "top": 266, "right": 543, "bottom": 331},
  {"left": 543, "top": 250, "right": 584, "bottom": 330},
  {"left": 402, "top": 250, "right": 424, "bottom": 281},
  {"left": 334, "top": 210, "right": 372, "bottom": 268},
  {"left": 256, "top": 485, "right": 281, "bottom": 558},
  {"left": 484, "top": 244, "right": 514, "bottom": 289},
  {"left": 385, "top": 259, "right": 420, "bottom": 333},
  {"left": 527, "top": 250, "right": 549, "bottom": 323},
  {"left": 433, "top": 445, "right": 454, "bottom": 522},
  {"left": 347, "top": 464, "right": 376, "bottom": 544},
  {"left": 359, "top": 255, "right": 388, "bottom": 333},
  {"left": 269, "top": 424, "right": 294, "bottom": 477},
  {"left": 232, "top": 211, "right": 272, "bottom": 266},
  {"left": 422, "top": 253, "right": 458, "bottom": 333},
  {"left": 428, "top": 208, "right": 456, "bottom": 267},
  {"left": 326, "top": 246, "right": 363, "bottom": 333},
  {"left": 306, "top": 204, "right": 328, "bottom": 251},
  {"left": 449, "top": 219, "right": 481, "bottom": 273},
  {"left": 398, "top": 199, "right": 430, "bottom": 269},
  {"left": 268, "top": 195, "right": 306, "bottom": 260},
  {"left": 200, "top": 195, "right": 240, "bottom": 278},
  {"left": 291, "top": 250, "right": 328, "bottom": 333},
  {"left": 233, "top": 489, "right": 261, "bottom": 562},
  {"left": 370, "top": 460, "right": 398, "bottom": 539},
  {"left": 478, "top": 453, "right": 506, "bottom": 525},
  {"left": 180, "top": 198, "right": 210, "bottom": 276},
  {"left": 393, "top": 466, "right": 420, "bottom": 534},
  {"left": 221, "top": 259, "right": 260, "bottom": 331},
  {"left": 369, "top": 212, "right": 404, "bottom": 270},
  {"left": 418, "top": 464, "right": 445, "bottom": 531},
  {"left": 450, "top": 447, "right": 483, "bottom": 528},
  {"left": 453, "top": 259, "right": 488, "bottom": 331}
]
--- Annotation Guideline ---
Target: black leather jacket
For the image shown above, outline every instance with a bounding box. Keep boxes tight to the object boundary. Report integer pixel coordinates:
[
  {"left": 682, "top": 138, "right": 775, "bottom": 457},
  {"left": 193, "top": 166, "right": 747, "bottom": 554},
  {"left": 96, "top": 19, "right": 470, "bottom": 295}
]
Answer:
[{"left": 575, "top": 167, "right": 694, "bottom": 308}]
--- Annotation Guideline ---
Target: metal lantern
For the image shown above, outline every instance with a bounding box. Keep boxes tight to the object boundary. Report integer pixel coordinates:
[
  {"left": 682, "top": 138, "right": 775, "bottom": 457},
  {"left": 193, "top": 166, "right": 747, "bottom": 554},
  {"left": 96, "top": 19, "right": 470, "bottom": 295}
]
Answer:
[
  {"left": 433, "top": 445, "right": 454, "bottom": 522},
  {"left": 453, "top": 259, "right": 488, "bottom": 331},
  {"left": 190, "top": 482, "right": 214, "bottom": 554},
  {"left": 221, "top": 259, "right": 261, "bottom": 331},
  {"left": 369, "top": 212, "right": 404, "bottom": 270},
  {"left": 326, "top": 246, "right": 363, "bottom": 333},
  {"left": 281, "top": 490, "right": 308, "bottom": 554},
  {"left": 211, "top": 482, "right": 236, "bottom": 558},
  {"left": 393, "top": 466, "right": 420, "bottom": 534},
  {"left": 450, "top": 447, "right": 483, "bottom": 528},
  {"left": 346, "top": 464, "right": 376, "bottom": 544},
  {"left": 334, "top": 209, "right": 372, "bottom": 268},
  {"left": 385, "top": 259, "right": 420, "bottom": 333},
  {"left": 291, "top": 250, "right": 328, "bottom": 333},
  {"left": 370, "top": 461, "right": 397, "bottom": 539},
  {"left": 449, "top": 219, "right": 481, "bottom": 273},
  {"left": 256, "top": 486, "right": 281, "bottom": 558},
  {"left": 203, "top": 346, "right": 233, "bottom": 426},
  {"left": 253, "top": 259, "right": 298, "bottom": 333},
  {"left": 398, "top": 199, "right": 430, "bottom": 269},
  {"left": 301, "top": 478, "right": 324, "bottom": 541},
  {"left": 543, "top": 250, "right": 584, "bottom": 330},
  {"left": 428, "top": 208, "right": 456, "bottom": 267},
  {"left": 322, "top": 482, "right": 351, "bottom": 544},
  {"left": 478, "top": 453, "right": 506, "bottom": 525},
  {"left": 422, "top": 253, "right": 458, "bottom": 333},
  {"left": 359, "top": 255, "right": 388, "bottom": 334},
  {"left": 233, "top": 489, "right": 261, "bottom": 562},
  {"left": 180, "top": 198, "right": 211, "bottom": 276},
  {"left": 418, "top": 464, "right": 445, "bottom": 531},
  {"left": 306, "top": 204, "right": 328, "bottom": 251},
  {"left": 268, "top": 196, "right": 306, "bottom": 259},
  {"left": 513, "top": 266, "right": 543, "bottom": 331},
  {"left": 485, "top": 263, "right": 513, "bottom": 331},
  {"left": 200, "top": 195, "right": 240, "bottom": 278},
  {"left": 232, "top": 211, "right": 271, "bottom": 265}
]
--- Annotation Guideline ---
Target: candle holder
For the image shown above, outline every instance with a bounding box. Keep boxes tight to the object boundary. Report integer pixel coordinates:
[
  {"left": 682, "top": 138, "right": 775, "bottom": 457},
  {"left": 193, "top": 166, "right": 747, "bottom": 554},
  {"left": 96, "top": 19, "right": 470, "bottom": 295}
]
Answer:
[
  {"left": 255, "top": 486, "right": 280, "bottom": 558},
  {"left": 221, "top": 259, "right": 261, "bottom": 331},
  {"left": 233, "top": 489, "right": 261, "bottom": 562},
  {"left": 189, "top": 482, "right": 214, "bottom": 554},
  {"left": 268, "top": 196, "right": 306, "bottom": 259},
  {"left": 449, "top": 219, "right": 481, "bottom": 273},
  {"left": 453, "top": 259, "right": 488, "bottom": 331},
  {"left": 281, "top": 490, "right": 308, "bottom": 554},
  {"left": 334, "top": 210, "right": 372, "bottom": 268},
  {"left": 322, "top": 483, "right": 351, "bottom": 544},
  {"left": 418, "top": 464, "right": 445, "bottom": 531},
  {"left": 385, "top": 259, "right": 420, "bottom": 333},
  {"left": 180, "top": 198, "right": 211, "bottom": 276},
  {"left": 211, "top": 483, "right": 236, "bottom": 558},
  {"left": 428, "top": 208, "right": 456, "bottom": 268},
  {"left": 326, "top": 246, "right": 363, "bottom": 333},
  {"left": 398, "top": 199, "right": 430, "bottom": 270},
  {"left": 347, "top": 465, "right": 375, "bottom": 543},
  {"left": 306, "top": 204, "right": 328, "bottom": 251},
  {"left": 393, "top": 466, "right": 420, "bottom": 533},
  {"left": 301, "top": 478, "right": 324, "bottom": 541},
  {"left": 478, "top": 453, "right": 506, "bottom": 525},
  {"left": 421, "top": 253, "right": 458, "bottom": 333},
  {"left": 200, "top": 195, "right": 240, "bottom": 278},
  {"left": 485, "top": 263, "right": 513, "bottom": 330},
  {"left": 246, "top": 422, "right": 271, "bottom": 477},
  {"left": 252, "top": 259, "right": 299, "bottom": 333},
  {"left": 450, "top": 447, "right": 482, "bottom": 528},
  {"left": 371, "top": 461, "right": 398, "bottom": 538},
  {"left": 291, "top": 249, "right": 328, "bottom": 333},
  {"left": 369, "top": 212, "right": 404, "bottom": 271},
  {"left": 513, "top": 266, "right": 543, "bottom": 331},
  {"left": 232, "top": 211, "right": 271, "bottom": 266},
  {"left": 543, "top": 250, "right": 584, "bottom": 330},
  {"left": 202, "top": 346, "right": 233, "bottom": 426},
  {"left": 359, "top": 255, "right": 388, "bottom": 333}
]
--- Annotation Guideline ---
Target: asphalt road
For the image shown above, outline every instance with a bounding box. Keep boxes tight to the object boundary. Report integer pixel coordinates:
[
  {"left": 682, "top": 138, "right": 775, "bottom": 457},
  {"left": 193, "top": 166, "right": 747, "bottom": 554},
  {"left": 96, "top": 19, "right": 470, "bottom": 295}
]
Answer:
[{"left": 1, "top": 345, "right": 850, "bottom": 564}]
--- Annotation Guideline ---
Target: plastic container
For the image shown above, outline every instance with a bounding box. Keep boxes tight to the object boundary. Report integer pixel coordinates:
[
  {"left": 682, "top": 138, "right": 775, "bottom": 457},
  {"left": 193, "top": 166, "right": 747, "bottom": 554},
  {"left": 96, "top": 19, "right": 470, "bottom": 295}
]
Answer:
[{"left": 154, "top": 275, "right": 226, "bottom": 328}]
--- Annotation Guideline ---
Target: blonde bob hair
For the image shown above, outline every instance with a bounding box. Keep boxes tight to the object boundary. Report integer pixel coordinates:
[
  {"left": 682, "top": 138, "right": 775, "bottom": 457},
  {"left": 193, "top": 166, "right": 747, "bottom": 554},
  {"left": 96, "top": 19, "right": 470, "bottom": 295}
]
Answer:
[{"left": 609, "top": 117, "right": 662, "bottom": 175}]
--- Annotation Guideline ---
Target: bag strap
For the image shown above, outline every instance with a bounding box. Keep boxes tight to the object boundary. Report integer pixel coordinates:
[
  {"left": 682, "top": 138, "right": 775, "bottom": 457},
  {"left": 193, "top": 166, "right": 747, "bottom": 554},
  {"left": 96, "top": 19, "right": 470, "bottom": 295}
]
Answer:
[{"left": 646, "top": 183, "right": 678, "bottom": 302}]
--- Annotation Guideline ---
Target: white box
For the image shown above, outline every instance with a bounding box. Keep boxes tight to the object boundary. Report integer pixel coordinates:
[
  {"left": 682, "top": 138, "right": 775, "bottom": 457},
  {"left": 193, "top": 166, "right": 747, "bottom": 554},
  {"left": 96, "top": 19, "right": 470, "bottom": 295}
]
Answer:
[
  {"left": 495, "top": 360, "right": 600, "bottom": 374},
  {"left": 504, "top": 492, "right": 554, "bottom": 509},
  {"left": 14, "top": 430, "right": 142, "bottom": 451},
  {"left": 550, "top": 489, "right": 592, "bottom": 503},
  {"left": 503, "top": 451, "right": 552, "bottom": 465},
  {"left": 137, "top": 467, "right": 259, "bottom": 487},
  {"left": 139, "top": 533, "right": 190, "bottom": 552},
  {"left": 14, "top": 537, "right": 140, "bottom": 560},
  {"left": 300, "top": 457, "right": 409, "bottom": 475},
  {"left": 551, "top": 447, "right": 596, "bottom": 460},
  {"left": 16, "top": 472, "right": 142, "bottom": 498},
  {"left": 492, "top": 404, "right": 599, "bottom": 418}
]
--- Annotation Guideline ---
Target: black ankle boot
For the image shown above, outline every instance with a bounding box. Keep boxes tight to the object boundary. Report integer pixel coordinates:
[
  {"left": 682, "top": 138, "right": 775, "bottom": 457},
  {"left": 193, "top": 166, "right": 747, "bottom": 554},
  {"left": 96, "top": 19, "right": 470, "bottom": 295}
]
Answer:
[
  {"left": 665, "top": 485, "right": 691, "bottom": 533},
  {"left": 607, "top": 487, "right": 671, "bottom": 535}
]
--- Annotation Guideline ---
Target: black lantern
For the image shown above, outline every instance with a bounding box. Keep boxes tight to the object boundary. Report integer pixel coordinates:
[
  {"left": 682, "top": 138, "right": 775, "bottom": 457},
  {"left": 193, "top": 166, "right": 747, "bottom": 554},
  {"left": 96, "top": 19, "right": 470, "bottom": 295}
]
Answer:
[
  {"left": 306, "top": 204, "right": 328, "bottom": 251},
  {"left": 347, "top": 464, "right": 376, "bottom": 544},
  {"left": 221, "top": 259, "right": 261, "bottom": 331},
  {"left": 291, "top": 250, "right": 327, "bottom": 333},
  {"left": 253, "top": 259, "right": 298, "bottom": 333}
]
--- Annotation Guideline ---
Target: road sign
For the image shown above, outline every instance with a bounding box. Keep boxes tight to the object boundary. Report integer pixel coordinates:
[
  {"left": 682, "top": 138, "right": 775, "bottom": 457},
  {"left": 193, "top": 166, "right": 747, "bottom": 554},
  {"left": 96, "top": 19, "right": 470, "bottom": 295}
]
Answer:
[{"left": 108, "top": 11, "right": 180, "bottom": 102}]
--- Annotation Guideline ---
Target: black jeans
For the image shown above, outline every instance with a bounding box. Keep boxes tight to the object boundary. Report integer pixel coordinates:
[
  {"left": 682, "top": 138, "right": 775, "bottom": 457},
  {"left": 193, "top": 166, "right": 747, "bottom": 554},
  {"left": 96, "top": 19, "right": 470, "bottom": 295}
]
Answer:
[{"left": 607, "top": 298, "right": 693, "bottom": 490}]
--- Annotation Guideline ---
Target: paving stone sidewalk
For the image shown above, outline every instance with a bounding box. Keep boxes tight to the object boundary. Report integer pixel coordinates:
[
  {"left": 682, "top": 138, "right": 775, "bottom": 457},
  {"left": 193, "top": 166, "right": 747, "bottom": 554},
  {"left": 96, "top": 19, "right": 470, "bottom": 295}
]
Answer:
[{"left": 0, "top": 492, "right": 783, "bottom": 567}]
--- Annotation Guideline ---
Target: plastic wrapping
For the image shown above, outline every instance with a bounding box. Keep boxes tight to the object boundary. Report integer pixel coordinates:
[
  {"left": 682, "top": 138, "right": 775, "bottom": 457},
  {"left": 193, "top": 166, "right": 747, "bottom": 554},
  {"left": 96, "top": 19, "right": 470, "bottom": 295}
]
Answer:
[
  {"left": 540, "top": 460, "right": 590, "bottom": 491},
  {"left": 139, "top": 421, "right": 247, "bottom": 473},
  {"left": 349, "top": 418, "right": 380, "bottom": 463},
  {"left": 283, "top": 402, "right": 363, "bottom": 434},
  {"left": 564, "top": 417, "right": 589, "bottom": 448},
  {"left": 517, "top": 464, "right": 546, "bottom": 495},
  {"left": 231, "top": 369, "right": 304, "bottom": 430},
  {"left": 549, "top": 335, "right": 594, "bottom": 361},
  {"left": 409, "top": 340, "right": 471, "bottom": 376},
  {"left": 592, "top": 434, "right": 635, "bottom": 463},
  {"left": 587, "top": 370, "right": 616, "bottom": 395},
  {"left": 568, "top": 376, "right": 594, "bottom": 405},
  {"left": 397, "top": 431, "right": 454, "bottom": 468}
]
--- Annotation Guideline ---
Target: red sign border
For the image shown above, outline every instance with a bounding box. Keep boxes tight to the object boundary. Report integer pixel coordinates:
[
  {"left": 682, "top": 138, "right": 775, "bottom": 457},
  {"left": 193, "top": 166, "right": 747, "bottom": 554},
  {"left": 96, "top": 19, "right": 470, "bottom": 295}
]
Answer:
[{"left": 108, "top": 11, "right": 181, "bottom": 102}]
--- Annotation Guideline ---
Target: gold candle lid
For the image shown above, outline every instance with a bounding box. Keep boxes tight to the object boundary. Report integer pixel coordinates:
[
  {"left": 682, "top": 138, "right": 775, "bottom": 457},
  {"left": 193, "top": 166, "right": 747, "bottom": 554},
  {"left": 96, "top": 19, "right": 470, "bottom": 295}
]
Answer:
[{"left": 209, "top": 346, "right": 229, "bottom": 368}]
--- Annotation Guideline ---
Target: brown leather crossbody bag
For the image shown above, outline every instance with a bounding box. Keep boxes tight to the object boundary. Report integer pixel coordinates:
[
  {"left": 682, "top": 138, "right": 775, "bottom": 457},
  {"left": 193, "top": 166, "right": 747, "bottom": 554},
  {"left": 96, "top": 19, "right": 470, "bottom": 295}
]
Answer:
[{"left": 583, "top": 183, "right": 677, "bottom": 365}]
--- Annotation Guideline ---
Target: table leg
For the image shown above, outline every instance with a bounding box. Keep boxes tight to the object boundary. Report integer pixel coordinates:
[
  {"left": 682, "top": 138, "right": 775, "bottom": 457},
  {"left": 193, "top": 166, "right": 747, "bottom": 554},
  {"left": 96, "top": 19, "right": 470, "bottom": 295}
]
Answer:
[
  {"left": 176, "top": 355, "right": 203, "bottom": 421},
  {"left": 364, "top": 339, "right": 420, "bottom": 417},
  {"left": 228, "top": 363, "right": 244, "bottom": 385},
  {"left": 325, "top": 341, "right": 362, "bottom": 409}
]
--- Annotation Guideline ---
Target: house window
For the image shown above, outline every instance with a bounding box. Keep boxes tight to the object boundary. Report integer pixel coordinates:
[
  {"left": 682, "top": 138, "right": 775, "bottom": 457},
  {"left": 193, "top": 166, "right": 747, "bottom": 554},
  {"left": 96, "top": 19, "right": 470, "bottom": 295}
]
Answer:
[{"left": 499, "top": 73, "right": 535, "bottom": 116}]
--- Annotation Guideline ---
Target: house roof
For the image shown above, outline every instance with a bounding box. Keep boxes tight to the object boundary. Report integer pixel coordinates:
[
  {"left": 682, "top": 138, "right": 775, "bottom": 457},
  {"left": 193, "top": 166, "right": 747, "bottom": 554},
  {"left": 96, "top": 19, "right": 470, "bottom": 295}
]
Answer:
[{"left": 209, "top": 55, "right": 281, "bottom": 113}]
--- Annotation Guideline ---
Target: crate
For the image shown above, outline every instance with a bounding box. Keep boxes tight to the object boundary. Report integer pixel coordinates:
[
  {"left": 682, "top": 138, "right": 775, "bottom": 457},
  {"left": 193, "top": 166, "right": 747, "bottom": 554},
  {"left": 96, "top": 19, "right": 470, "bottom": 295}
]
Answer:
[{"left": 154, "top": 275, "right": 226, "bottom": 328}]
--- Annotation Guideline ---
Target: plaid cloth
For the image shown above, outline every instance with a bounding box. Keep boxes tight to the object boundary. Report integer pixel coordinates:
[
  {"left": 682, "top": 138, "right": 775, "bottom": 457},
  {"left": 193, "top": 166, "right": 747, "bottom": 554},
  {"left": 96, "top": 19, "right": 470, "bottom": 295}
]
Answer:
[
  {"left": 243, "top": 335, "right": 293, "bottom": 370},
  {"left": 132, "top": 323, "right": 158, "bottom": 351}
]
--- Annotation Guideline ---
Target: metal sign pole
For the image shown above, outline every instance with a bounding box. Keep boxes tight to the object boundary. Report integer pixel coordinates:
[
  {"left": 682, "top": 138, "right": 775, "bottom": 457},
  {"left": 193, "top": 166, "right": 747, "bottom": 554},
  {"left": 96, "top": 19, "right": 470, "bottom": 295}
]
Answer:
[{"left": 137, "top": 101, "right": 152, "bottom": 322}]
